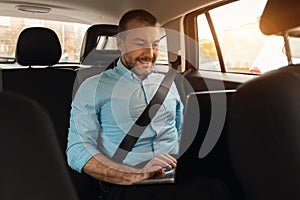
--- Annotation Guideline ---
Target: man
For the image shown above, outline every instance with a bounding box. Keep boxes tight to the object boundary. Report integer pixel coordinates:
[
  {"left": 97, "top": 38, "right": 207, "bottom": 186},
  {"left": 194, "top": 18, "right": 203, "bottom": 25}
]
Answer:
[
  {"left": 67, "top": 9, "right": 182, "bottom": 185},
  {"left": 67, "top": 9, "right": 232, "bottom": 200}
]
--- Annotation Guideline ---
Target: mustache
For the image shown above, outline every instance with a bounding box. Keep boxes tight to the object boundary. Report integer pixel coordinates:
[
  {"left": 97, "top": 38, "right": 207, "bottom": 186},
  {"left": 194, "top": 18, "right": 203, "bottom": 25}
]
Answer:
[{"left": 136, "top": 56, "right": 156, "bottom": 63}]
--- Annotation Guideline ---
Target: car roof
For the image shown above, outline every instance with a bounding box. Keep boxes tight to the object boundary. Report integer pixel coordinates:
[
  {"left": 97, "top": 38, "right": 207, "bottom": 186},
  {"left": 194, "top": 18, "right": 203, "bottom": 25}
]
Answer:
[{"left": 0, "top": 0, "right": 223, "bottom": 25}]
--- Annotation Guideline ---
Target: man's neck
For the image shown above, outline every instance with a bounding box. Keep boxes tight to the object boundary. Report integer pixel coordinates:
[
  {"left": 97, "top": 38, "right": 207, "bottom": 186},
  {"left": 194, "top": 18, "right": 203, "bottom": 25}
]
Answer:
[{"left": 120, "top": 57, "right": 147, "bottom": 80}]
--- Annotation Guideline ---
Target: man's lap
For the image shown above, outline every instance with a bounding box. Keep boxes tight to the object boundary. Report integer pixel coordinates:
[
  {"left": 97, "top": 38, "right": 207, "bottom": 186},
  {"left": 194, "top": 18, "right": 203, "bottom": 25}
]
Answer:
[{"left": 105, "top": 176, "right": 231, "bottom": 200}]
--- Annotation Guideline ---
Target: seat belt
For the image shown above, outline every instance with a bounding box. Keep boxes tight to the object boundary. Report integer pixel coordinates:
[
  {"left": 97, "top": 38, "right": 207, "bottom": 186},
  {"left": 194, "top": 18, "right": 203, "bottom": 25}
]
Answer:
[{"left": 112, "top": 57, "right": 181, "bottom": 163}]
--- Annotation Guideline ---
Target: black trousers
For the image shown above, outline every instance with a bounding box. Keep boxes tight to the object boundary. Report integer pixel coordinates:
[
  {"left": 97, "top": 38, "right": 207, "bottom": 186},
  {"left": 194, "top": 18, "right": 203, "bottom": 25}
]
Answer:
[{"left": 103, "top": 176, "right": 232, "bottom": 200}]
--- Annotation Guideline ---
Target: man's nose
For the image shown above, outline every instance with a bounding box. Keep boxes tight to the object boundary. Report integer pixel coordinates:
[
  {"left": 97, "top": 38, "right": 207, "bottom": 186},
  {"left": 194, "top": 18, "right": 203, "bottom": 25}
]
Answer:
[{"left": 143, "top": 47, "right": 154, "bottom": 56}]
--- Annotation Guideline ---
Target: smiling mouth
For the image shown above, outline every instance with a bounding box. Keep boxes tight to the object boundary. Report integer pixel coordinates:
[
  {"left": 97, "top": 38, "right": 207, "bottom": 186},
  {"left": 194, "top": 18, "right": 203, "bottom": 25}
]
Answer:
[{"left": 137, "top": 57, "right": 153, "bottom": 64}]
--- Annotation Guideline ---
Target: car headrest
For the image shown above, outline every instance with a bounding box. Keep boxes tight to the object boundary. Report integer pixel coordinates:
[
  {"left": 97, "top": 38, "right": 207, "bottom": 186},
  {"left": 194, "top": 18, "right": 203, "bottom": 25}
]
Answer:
[
  {"left": 260, "top": 0, "right": 300, "bottom": 35},
  {"left": 16, "top": 27, "right": 62, "bottom": 66},
  {"left": 80, "top": 24, "right": 120, "bottom": 66},
  {"left": 81, "top": 49, "right": 121, "bottom": 66}
]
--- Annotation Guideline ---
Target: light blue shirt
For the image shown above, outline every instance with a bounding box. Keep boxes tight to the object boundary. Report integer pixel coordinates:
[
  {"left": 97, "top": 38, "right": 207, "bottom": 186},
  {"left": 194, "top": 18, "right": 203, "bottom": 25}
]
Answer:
[{"left": 66, "top": 60, "right": 183, "bottom": 172}]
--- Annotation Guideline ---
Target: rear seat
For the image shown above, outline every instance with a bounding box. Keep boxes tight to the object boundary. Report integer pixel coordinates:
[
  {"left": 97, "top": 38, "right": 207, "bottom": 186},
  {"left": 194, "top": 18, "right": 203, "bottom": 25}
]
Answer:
[
  {"left": 73, "top": 24, "right": 120, "bottom": 97},
  {"left": 71, "top": 24, "right": 123, "bottom": 200},
  {"left": 80, "top": 24, "right": 120, "bottom": 66}
]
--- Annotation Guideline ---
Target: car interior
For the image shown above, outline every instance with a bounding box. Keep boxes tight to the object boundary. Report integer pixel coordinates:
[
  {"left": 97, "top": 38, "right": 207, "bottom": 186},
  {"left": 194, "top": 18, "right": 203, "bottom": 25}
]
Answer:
[{"left": 0, "top": 0, "right": 299, "bottom": 199}]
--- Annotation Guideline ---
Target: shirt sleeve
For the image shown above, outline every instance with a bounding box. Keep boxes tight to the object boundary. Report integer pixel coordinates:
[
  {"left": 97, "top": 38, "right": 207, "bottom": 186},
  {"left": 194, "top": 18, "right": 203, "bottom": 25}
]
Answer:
[{"left": 66, "top": 75, "right": 102, "bottom": 173}]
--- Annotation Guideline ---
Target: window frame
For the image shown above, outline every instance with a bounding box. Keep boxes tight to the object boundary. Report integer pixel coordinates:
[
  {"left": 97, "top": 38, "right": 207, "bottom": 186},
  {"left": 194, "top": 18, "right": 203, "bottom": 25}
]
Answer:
[{"left": 183, "top": 0, "right": 265, "bottom": 75}]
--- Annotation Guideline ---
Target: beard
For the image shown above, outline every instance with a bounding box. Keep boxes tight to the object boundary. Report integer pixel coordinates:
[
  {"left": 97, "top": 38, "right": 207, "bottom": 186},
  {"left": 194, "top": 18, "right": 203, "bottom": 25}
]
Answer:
[{"left": 122, "top": 54, "right": 157, "bottom": 78}]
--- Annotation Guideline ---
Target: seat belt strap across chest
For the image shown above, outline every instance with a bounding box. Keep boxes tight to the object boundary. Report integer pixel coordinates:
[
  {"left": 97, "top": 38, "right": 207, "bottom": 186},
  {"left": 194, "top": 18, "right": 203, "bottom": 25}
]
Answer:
[{"left": 112, "top": 67, "right": 178, "bottom": 163}]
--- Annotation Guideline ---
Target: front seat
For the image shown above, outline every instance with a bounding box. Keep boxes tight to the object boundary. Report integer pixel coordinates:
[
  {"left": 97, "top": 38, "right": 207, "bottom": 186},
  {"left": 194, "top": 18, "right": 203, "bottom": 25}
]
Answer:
[
  {"left": 3, "top": 27, "right": 77, "bottom": 153},
  {"left": 2, "top": 27, "right": 99, "bottom": 200},
  {"left": 0, "top": 92, "right": 79, "bottom": 200},
  {"left": 227, "top": 0, "right": 300, "bottom": 199}
]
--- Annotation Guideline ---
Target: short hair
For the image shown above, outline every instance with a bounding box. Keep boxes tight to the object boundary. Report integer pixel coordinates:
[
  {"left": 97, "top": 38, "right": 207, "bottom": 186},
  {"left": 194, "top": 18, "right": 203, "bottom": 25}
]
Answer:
[{"left": 118, "top": 9, "right": 159, "bottom": 33}]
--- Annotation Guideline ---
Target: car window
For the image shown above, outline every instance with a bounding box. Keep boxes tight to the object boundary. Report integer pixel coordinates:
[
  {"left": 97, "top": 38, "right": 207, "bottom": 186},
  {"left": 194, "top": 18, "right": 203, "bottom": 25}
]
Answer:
[
  {"left": 197, "top": 14, "right": 220, "bottom": 72},
  {"left": 0, "top": 16, "right": 89, "bottom": 63},
  {"left": 287, "top": 36, "right": 300, "bottom": 64},
  {"left": 157, "top": 35, "right": 168, "bottom": 65},
  {"left": 196, "top": 0, "right": 298, "bottom": 74},
  {"left": 96, "top": 35, "right": 118, "bottom": 50}
]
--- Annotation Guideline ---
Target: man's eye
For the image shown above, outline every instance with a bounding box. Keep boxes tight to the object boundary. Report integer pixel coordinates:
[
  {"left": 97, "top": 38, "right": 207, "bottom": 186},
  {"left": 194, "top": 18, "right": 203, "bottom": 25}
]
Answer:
[
  {"left": 135, "top": 43, "right": 145, "bottom": 47},
  {"left": 152, "top": 43, "right": 159, "bottom": 49}
]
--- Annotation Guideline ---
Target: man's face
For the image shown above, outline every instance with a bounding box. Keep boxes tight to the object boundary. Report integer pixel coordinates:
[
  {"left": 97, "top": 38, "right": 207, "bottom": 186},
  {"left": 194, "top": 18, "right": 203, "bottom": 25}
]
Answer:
[{"left": 118, "top": 20, "right": 160, "bottom": 79}]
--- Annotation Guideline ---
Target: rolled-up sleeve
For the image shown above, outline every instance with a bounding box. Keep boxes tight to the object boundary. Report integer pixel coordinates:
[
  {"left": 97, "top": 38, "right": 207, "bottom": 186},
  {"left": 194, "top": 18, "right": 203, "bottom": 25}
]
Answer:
[{"left": 66, "top": 76, "right": 101, "bottom": 173}]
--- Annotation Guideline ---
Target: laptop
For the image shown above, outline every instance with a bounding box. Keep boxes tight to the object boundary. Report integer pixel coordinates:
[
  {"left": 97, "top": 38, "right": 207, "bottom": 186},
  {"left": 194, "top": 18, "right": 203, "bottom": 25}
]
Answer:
[{"left": 133, "top": 89, "right": 236, "bottom": 185}]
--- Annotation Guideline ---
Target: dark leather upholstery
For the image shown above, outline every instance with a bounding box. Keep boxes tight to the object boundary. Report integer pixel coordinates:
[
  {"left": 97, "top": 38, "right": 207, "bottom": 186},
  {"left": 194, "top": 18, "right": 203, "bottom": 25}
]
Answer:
[
  {"left": 74, "top": 24, "right": 120, "bottom": 97},
  {"left": 0, "top": 92, "right": 79, "bottom": 200},
  {"left": 2, "top": 28, "right": 100, "bottom": 200},
  {"left": 176, "top": 90, "right": 244, "bottom": 199},
  {"left": 16, "top": 27, "right": 62, "bottom": 66},
  {"left": 228, "top": 65, "right": 300, "bottom": 200},
  {"left": 82, "top": 49, "right": 121, "bottom": 66},
  {"left": 227, "top": 0, "right": 300, "bottom": 198},
  {"left": 3, "top": 27, "right": 76, "bottom": 154},
  {"left": 2, "top": 68, "right": 76, "bottom": 152},
  {"left": 260, "top": 0, "right": 300, "bottom": 35}
]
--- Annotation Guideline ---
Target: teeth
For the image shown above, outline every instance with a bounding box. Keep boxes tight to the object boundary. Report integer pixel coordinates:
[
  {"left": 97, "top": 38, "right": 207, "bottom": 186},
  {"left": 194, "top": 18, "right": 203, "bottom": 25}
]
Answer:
[{"left": 138, "top": 58, "right": 152, "bottom": 64}]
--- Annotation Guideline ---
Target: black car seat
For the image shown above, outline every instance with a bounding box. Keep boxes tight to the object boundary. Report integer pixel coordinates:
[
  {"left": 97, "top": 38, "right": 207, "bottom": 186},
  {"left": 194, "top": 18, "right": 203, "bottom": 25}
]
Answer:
[
  {"left": 1, "top": 27, "right": 100, "bottom": 200},
  {"left": 80, "top": 24, "right": 120, "bottom": 66},
  {"left": 0, "top": 92, "right": 79, "bottom": 200},
  {"left": 73, "top": 24, "right": 120, "bottom": 97},
  {"left": 227, "top": 0, "right": 300, "bottom": 199},
  {"left": 2, "top": 27, "right": 76, "bottom": 153}
]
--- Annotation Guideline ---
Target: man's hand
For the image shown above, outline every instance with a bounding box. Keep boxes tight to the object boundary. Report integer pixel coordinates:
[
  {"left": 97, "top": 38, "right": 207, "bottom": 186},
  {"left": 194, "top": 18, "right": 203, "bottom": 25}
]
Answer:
[
  {"left": 140, "top": 154, "right": 177, "bottom": 177},
  {"left": 83, "top": 153, "right": 177, "bottom": 185}
]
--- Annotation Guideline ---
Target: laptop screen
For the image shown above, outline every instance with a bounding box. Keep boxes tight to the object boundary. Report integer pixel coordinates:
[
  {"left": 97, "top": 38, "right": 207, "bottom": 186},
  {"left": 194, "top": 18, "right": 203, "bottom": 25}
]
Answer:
[{"left": 134, "top": 89, "right": 236, "bottom": 185}]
